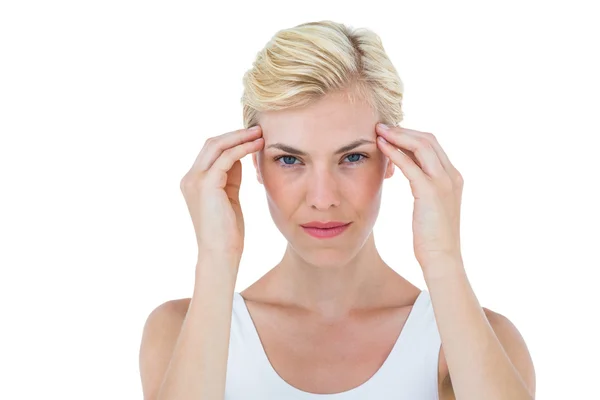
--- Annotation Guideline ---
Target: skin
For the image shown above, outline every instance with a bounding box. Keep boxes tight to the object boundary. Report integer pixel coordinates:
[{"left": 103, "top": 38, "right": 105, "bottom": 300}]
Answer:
[
  {"left": 250, "top": 89, "right": 400, "bottom": 317},
  {"left": 154, "top": 88, "right": 535, "bottom": 398},
  {"left": 242, "top": 88, "right": 448, "bottom": 394}
]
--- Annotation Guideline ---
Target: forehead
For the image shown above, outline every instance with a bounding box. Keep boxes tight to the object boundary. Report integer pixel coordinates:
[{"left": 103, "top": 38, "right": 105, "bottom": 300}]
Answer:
[{"left": 258, "top": 92, "right": 379, "bottom": 143}]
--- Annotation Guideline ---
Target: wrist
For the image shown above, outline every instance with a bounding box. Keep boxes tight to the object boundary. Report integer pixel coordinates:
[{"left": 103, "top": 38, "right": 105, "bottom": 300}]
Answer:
[
  {"left": 195, "top": 256, "right": 239, "bottom": 288},
  {"left": 421, "top": 255, "right": 466, "bottom": 282}
]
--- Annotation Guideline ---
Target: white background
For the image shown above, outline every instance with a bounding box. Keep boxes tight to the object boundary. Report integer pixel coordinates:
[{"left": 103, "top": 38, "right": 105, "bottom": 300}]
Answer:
[{"left": 1, "top": 1, "right": 598, "bottom": 399}]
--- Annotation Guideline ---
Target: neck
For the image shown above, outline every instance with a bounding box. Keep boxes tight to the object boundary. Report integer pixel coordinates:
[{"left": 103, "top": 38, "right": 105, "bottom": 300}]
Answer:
[{"left": 270, "top": 232, "right": 401, "bottom": 320}]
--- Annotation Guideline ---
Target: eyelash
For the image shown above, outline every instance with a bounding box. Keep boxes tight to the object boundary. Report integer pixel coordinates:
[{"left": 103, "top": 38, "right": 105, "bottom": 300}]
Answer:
[{"left": 273, "top": 153, "right": 369, "bottom": 168}]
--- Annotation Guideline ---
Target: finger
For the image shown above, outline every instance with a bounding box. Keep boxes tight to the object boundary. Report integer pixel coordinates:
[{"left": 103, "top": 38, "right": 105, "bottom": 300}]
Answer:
[
  {"left": 377, "top": 136, "right": 425, "bottom": 183},
  {"left": 376, "top": 126, "right": 446, "bottom": 179},
  {"left": 192, "top": 126, "right": 262, "bottom": 173},
  {"left": 203, "top": 136, "right": 264, "bottom": 188},
  {"left": 378, "top": 125, "right": 456, "bottom": 176}
]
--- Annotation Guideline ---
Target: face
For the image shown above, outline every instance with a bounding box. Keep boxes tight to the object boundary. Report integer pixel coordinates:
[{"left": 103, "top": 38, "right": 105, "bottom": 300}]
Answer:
[{"left": 252, "top": 90, "right": 395, "bottom": 267}]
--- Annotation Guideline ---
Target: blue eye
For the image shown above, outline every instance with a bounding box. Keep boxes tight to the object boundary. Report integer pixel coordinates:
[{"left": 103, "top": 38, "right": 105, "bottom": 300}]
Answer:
[
  {"left": 274, "top": 153, "right": 367, "bottom": 168},
  {"left": 346, "top": 154, "right": 363, "bottom": 163},
  {"left": 279, "top": 155, "right": 299, "bottom": 165}
]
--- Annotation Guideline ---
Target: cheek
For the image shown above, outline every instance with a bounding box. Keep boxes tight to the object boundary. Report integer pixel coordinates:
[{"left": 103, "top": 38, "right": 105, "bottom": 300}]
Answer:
[
  {"left": 260, "top": 166, "right": 298, "bottom": 210},
  {"left": 342, "top": 167, "right": 384, "bottom": 205},
  {"left": 343, "top": 158, "right": 387, "bottom": 213},
  {"left": 260, "top": 160, "right": 286, "bottom": 189}
]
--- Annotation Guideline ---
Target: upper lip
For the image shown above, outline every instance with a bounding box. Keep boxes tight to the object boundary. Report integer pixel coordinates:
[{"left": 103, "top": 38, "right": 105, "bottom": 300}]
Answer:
[{"left": 300, "top": 221, "right": 351, "bottom": 229}]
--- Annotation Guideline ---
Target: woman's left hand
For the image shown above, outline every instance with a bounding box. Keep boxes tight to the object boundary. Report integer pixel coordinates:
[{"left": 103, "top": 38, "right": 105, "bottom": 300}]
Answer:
[{"left": 375, "top": 123, "right": 465, "bottom": 272}]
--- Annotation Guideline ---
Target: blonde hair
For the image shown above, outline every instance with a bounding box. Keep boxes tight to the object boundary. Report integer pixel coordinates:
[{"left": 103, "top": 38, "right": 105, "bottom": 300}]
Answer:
[{"left": 241, "top": 20, "right": 405, "bottom": 129}]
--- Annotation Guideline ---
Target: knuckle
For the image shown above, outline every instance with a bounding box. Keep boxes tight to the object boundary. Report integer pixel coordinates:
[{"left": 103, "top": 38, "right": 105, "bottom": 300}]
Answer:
[
  {"left": 203, "top": 136, "right": 217, "bottom": 149},
  {"left": 179, "top": 176, "right": 193, "bottom": 190},
  {"left": 417, "top": 137, "right": 431, "bottom": 147},
  {"left": 423, "top": 131, "right": 436, "bottom": 141},
  {"left": 455, "top": 172, "right": 464, "bottom": 185},
  {"left": 180, "top": 174, "right": 204, "bottom": 191}
]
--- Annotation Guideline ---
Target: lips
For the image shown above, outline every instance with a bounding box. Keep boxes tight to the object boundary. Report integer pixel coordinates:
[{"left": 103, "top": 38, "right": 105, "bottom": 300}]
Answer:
[
  {"left": 301, "top": 222, "right": 351, "bottom": 239},
  {"left": 300, "top": 221, "right": 350, "bottom": 229}
]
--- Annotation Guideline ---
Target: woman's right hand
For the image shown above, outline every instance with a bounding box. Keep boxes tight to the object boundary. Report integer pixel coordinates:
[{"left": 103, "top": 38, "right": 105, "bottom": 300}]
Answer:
[{"left": 180, "top": 125, "right": 264, "bottom": 272}]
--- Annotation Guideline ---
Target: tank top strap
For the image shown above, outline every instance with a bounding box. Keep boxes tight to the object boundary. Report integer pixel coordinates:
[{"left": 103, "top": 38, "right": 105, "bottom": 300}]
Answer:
[
  {"left": 373, "top": 289, "right": 442, "bottom": 396},
  {"left": 230, "top": 291, "right": 271, "bottom": 361}
]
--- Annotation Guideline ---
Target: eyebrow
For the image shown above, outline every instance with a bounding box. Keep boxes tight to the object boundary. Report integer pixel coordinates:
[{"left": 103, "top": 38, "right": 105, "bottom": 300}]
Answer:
[{"left": 266, "top": 139, "right": 375, "bottom": 156}]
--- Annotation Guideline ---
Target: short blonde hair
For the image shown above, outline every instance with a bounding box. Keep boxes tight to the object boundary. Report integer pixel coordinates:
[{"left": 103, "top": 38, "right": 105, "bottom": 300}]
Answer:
[{"left": 241, "top": 20, "right": 405, "bottom": 129}]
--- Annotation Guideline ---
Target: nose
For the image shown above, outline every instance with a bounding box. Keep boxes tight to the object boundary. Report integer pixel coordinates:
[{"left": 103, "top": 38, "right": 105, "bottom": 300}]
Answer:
[{"left": 306, "top": 167, "right": 341, "bottom": 210}]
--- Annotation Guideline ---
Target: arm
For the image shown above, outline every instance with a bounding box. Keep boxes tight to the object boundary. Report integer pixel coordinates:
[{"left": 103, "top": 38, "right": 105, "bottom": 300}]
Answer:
[
  {"left": 425, "top": 257, "right": 536, "bottom": 400},
  {"left": 139, "top": 257, "right": 238, "bottom": 400}
]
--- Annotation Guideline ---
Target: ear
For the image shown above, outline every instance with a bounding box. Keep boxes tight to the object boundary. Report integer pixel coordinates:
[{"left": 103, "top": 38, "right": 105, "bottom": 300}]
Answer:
[
  {"left": 252, "top": 153, "right": 264, "bottom": 185},
  {"left": 384, "top": 157, "right": 395, "bottom": 179}
]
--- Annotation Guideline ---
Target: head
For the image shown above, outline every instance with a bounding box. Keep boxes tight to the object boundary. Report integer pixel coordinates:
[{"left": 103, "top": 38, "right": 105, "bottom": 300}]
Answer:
[{"left": 241, "top": 21, "right": 405, "bottom": 268}]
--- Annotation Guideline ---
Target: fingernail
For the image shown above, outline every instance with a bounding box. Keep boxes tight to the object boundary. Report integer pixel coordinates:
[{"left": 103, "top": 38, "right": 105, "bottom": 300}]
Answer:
[
  {"left": 249, "top": 126, "right": 260, "bottom": 132},
  {"left": 377, "top": 123, "right": 389, "bottom": 130}
]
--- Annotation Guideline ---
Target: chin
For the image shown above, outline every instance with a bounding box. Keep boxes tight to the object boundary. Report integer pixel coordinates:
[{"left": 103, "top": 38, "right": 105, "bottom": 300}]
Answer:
[{"left": 278, "top": 220, "right": 374, "bottom": 268}]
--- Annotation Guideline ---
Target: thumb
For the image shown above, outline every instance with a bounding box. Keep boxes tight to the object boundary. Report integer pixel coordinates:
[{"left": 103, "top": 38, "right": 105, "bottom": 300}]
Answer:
[{"left": 224, "top": 159, "right": 242, "bottom": 205}]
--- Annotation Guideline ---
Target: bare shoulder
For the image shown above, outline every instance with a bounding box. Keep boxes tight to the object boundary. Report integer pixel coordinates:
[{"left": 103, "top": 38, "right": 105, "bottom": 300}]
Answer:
[
  {"left": 138, "top": 298, "right": 192, "bottom": 400},
  {"left": 142, "top": 297, "right": 192, "bottom": 332},
  {"left": 438, "top": 306, "right": 536, "bottom": 399},
  {"left": 482, "top": 307, "right": 536, "bottom": 398}
]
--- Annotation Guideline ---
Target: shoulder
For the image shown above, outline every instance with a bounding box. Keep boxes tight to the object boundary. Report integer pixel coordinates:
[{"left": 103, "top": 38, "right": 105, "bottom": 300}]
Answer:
[
  {"left": 140, "top": 296, "right": 192, "bottom": 346},
  {"left": 144, "top": 298, "right": 192, "bottom": 327},
  {"left": 138, "top": 298, "right": 191, "bottom": 399},
  {"left": 482, "top": 306, "right": 534, "bottom": 362},
  {"left": 439, "top": 307, "right": 536, "bottom": 399},
  {"left": 482, "top": 307, "right": 537, "bottom": 398}
]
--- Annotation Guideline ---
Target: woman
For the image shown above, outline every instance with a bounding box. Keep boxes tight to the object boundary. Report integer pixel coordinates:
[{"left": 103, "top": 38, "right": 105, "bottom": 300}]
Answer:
[{"left": 139, "top": 21, "right": 536, "bottom": 400}]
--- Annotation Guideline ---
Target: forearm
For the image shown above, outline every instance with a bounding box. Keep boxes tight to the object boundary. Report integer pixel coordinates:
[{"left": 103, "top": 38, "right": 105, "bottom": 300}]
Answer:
[
  {"left": 157, "top": 257, "right": 238, "bottom": 400},
  {"left": 424, "top": 258, "right": 532, "bottom": 400}
]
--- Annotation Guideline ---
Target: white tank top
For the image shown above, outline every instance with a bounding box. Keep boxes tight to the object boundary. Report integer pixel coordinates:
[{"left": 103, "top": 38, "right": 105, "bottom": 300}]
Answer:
[{"left": 225, "top": 289, "right": 442, "bottom": 399}]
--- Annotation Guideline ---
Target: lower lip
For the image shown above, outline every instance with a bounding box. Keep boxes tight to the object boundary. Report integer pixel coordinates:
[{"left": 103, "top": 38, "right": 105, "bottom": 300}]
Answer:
[{"left": 301, "top": 223, "right": 351, "bottom": 239}]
